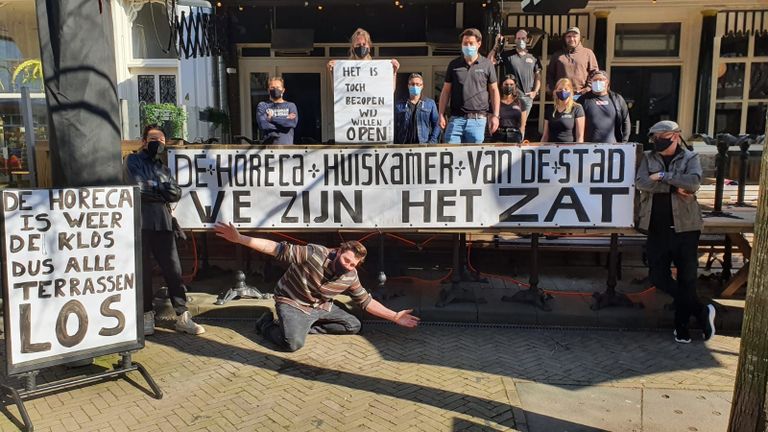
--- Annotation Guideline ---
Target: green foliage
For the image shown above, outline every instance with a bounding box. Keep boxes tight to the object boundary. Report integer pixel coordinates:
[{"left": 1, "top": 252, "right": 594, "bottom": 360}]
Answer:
[
  {"left": 142, "top": 103, "right": 186, "bottom": 138},
  {"left": 201, "top": 107, "right": 230, "bottom": 131}
]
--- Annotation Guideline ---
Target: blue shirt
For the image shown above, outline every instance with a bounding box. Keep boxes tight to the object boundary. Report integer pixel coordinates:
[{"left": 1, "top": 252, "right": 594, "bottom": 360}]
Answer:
[{"left": 256, "top": 100, "right": 298, "bottom": 144}]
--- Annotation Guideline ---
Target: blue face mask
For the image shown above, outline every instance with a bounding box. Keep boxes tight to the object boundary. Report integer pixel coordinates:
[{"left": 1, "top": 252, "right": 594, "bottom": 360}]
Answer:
[
  {"left": 556, "top": 90, "right": 571, "bottom": 101},
  {"left": 408, "top": 86, "right": 422, "bottom": 97},
  {"left": 462, "top": 45, "right": 478, "bottom": 58}
]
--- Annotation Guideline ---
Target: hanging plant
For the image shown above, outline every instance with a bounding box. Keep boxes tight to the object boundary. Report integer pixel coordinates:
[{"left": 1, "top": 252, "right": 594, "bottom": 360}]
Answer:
[
  {"left": 201, "top": 107, "right": 230, "bottom": 132},
  {"left": 142, "top": 103, "right": 186, "bottom": 139}
]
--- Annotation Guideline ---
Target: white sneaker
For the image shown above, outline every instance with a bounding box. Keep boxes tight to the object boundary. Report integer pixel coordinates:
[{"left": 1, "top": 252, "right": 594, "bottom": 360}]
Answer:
[
  {"left": 175, "top": 311, "right": 205, "bottom": 335},
  {"left": 143, "top": 311, "right": 155, "bottom": 336}
]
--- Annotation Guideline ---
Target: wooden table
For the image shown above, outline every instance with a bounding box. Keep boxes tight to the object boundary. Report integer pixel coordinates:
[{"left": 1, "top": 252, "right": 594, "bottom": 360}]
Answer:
[{"left": 701, "top": 206, "right": 756, "bottom": 297}]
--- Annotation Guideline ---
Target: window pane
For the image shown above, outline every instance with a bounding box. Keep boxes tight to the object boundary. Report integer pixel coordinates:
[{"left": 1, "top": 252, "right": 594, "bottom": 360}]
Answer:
[
  {"left": 614, "top": 23, "right": 680, "bottom": 57},
  {"left": 0, "top": 2, "right": 43, "bottom": 94},
  {"left": 250, "top": 72, "right": 269, "bottom": 140},
  {"left": 717, "top": 63, "right": 744, "bottom": 100},
  {"left": 159, "top": 75, "right": 176, "bottom": 103},
  {"left": 754, "top": 33, "right": 768, "bottom": 57},
  {"left": 749, "top": 63, "right": 768, "bottom": 100},
  {"left": 714, "top": 102, "right": 741, "bottom": 134},
  {"left": 746, "top": 102, "right": 767, "bottom": 135},
  {"left": 138, "top": 75, "right": 156, "bottom": 104},
  {"left": 132, "top": 3, "right": 176, "bottom": 59},
  {"left": 720, "top": 35, "right": 749, "bottom": 58}
]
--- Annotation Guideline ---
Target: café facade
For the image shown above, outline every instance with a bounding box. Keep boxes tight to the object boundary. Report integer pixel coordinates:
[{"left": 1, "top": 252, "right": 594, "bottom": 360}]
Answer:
[{"left": 0, "top": 0, "right": 766, "bottom": 188}]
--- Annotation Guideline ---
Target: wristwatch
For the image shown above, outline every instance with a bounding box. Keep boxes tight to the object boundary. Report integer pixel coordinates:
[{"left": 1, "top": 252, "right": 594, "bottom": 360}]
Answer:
[{"left": 658, "top": 171, "right": 666, "bottom": 180}]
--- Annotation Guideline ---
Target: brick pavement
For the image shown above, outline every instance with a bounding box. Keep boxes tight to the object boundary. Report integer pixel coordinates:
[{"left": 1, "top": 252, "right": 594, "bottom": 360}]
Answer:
[{"left": 0, "top": 322, "right": 740, "bottom": 431}]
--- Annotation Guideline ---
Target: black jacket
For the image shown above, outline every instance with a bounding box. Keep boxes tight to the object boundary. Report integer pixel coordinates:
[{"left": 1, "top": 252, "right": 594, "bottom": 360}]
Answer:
[
  {"left": 581, "top": 90, "right": 631, "bottom": 142},
  {"left": 123, "top": 151, "right": 181, "bottom": 231}
]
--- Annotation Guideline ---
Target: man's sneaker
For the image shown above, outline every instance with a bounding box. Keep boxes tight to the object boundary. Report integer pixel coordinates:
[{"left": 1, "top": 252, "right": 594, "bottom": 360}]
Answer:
[
  {"left": 175, "top": 311, "right": 205, "bottom": 335},
  {"left": 255, "top": 312, "right": 274, "bottom": 335},
  {"left": 143, "top": 311, "right": 155, "bottom": 336},
  {"left": 674, "top": 328, "right": 692, "bottom": 344},
  {"left": 701, "top": 304, "right": 716, "bottom": 341}
]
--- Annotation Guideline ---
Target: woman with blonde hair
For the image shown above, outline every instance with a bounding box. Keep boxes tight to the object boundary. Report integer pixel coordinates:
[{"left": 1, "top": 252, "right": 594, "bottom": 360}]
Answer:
[{"left": 541, "top": 78, "right": 584, "bottom": 143}]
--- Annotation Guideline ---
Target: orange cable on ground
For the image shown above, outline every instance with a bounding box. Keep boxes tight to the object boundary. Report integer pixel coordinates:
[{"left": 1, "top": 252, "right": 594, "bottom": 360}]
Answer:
[{"left": 273, "top": 232, "right": 308, "bottom": 245}]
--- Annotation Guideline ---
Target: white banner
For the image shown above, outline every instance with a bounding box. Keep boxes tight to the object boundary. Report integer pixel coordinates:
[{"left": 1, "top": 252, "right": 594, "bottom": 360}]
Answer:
[
  {"left": 1, "top": 187, "right": 140, "bottom": 374},
  {"left": 169, "top": 144, "right": 637, "bottom": 230},
  {"left": 333, "top": 60, "right": 394, "bottom": 143}
]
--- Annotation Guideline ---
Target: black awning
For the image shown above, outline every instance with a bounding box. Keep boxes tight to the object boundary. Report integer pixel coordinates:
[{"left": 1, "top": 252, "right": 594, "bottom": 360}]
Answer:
[
  {"left": 719, "top": 10, "right": 768, "bottom": 36},
  {"left": 521, "top": 0, "right": 588, "bottom": 14}
]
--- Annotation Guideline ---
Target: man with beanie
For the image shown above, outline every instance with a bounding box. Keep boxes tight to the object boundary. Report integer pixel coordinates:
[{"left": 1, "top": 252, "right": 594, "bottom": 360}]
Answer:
[{"left": 546, "top": 27, "right": 599, "bottom": 98}]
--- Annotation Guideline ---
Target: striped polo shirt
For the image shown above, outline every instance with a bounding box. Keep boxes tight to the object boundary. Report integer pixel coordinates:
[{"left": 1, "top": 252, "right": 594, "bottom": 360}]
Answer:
[{"left": 274, "top": 242, "right": 372, "bottom": 314}]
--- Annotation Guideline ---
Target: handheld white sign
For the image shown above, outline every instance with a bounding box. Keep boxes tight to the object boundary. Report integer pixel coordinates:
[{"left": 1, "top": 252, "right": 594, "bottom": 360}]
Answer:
[{"left": 333, "top": 60, "right": 394, "bottom": 143}]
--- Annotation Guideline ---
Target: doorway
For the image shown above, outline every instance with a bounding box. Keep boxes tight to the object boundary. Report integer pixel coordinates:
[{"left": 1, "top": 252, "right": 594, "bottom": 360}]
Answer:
[
  {"left": 281, "top": 72, "right": 322, "bottom": 144},
  {"left": 610, "top": 66, "right": 680, "bottom": 144}
]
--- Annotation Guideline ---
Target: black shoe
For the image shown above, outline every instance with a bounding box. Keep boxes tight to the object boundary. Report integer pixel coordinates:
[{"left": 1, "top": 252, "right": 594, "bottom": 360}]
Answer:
[
  {"left": 674, "top": 328, "right": 691, "bottom": 344},
  {"left": 255, "top": 312, "right": 274, "bottom": 335},
  {"left": 701, "top": 304, "right": 716, "bottom": 341}
]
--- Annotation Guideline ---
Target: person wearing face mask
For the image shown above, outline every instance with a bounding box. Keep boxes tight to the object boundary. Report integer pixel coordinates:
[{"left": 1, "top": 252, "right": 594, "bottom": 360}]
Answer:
[
  {"left": 438, "top": 28, "right": 500, "bottom": 143},
  {"left": 489, "top": 75, "right": 526, "bottom": 143},
  {"left": 487, "top": 29, "right": 541, "bottom": 116},
  {"left": 635, "top": 120, "right": 715, "bottom": 344},
  {"left": 123, "top": 125, "right": 205, "bottom": 336},
  {"left": 394, "top": 73, "right": 440, "bottom": 144},
  {"left": 546, "top": 27, "right": 599, "bottom": 99},
  {"left": 256, "top": 76, "right": 298, "bottom": 144},
  {"left": 580, "top": 70, "right": 631, "bottom": 143},
  {"left": 213, "top": 223, "right": 420, "bottom": 352},
  {"left": 327, "top": 28, "right": 400, "bottom": 88},
  {"left": 541, "top": 78, "right": 584, "bottom": 143}
]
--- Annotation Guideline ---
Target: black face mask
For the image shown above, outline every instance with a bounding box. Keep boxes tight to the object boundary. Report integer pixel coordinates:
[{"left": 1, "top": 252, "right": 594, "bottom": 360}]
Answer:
[
  {"left": 502, "top": 85, "right": 516, "bottom": 96},
  {"left": 653, "top": 137, "right": 675, "bottom": 152},
  {"left": 269, "top": 88, "right": 283, "bottom": 100},
  {"left": 146, "top": 140, "right": 165, "bottom": 158},
  {"left": 353, "top": 46, "right": 369, "bottom": 58}
]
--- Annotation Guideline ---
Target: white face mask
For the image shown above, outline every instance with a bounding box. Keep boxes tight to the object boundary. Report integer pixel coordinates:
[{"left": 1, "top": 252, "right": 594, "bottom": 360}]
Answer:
[{"left": 592, "top": 80, "right": 607, "bottom": 93}]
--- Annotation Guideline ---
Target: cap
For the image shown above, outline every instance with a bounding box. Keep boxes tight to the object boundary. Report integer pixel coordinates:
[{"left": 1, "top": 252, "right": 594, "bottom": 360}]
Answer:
[
  {"left": 648, "top": 120, "right": 681, "bottom": 136},
  {"left": 565, "top": 26, "right": 581, "bottom": 36}
]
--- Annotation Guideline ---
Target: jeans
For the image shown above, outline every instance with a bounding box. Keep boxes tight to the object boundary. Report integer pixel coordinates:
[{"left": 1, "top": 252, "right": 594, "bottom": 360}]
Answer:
[
  {"left": 445, "top": 116, "right": 487, "bottom": 144},
  {"left": 646, "top": 229, "right": 703, "bottom": 329},
  {"left": 263, "top": 302, "right": 362, "bottom": 352},
  {"left": 142, "top": 230, "right": 187, "bottom": 315},
  {"left": 518, "top": 93, "right": 533, "bottom": 114}
]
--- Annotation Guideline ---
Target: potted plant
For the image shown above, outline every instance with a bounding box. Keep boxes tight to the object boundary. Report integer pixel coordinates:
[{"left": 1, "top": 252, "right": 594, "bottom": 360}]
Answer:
[
  {"left": 142, "top": 103, "right": 186, "bottom": 139},
  {"left": 200, "top": 107, "right": 230, "bottom": 141}
]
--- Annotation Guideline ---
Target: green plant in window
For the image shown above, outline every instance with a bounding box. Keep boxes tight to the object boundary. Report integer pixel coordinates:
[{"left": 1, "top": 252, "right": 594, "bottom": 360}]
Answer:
[
  {"left": 12, "top": 59, "right": 43, "bottom": 88},
  {"left": 142, "top": 103, "right": 186, "bottom": 139}
]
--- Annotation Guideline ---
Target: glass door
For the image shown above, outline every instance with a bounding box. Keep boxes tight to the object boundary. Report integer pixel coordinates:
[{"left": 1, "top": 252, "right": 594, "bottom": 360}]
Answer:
[{"left": 610, "top": 66, "right": 680, "bottom": 144}]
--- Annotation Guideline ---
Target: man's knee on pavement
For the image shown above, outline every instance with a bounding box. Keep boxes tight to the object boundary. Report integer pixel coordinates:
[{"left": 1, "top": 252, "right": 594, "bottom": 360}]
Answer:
[
  {"left": 283, "top": 336, "right": 306, "bottom": 352},
  {"left": 346, "top": 316, "right": 362, "bottom": 334}
]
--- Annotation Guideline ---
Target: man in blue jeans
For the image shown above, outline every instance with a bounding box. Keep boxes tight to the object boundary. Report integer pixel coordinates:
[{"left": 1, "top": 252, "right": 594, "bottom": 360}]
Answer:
[
  {"left": 394, "top": 73, "right": 441, "bottom": 144},
  {"left": 214, "top": 222, "right": 420, "bottom": 352},
  {"left": 438, "top": 28, "right": 500, "bottom": 143}
]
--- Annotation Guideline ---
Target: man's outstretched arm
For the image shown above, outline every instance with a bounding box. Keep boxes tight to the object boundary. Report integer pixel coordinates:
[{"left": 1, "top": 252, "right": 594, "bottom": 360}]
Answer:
[
  {"left": 365, "top": 299, "right": 420, "bottom": 328},
  {"left": 214, "top": 222, "right": 279, "bottom": 257}
]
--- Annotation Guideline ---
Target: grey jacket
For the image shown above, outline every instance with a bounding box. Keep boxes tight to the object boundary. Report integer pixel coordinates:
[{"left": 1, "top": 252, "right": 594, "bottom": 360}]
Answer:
[{"left": 635, "top": 148, "right": 703, "bottom": 233}]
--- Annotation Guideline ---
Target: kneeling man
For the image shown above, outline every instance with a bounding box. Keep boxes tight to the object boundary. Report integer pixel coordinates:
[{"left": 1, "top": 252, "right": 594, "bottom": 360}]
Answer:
[{"left": 214, "top": 222, "right": 420, "bottom": 351}]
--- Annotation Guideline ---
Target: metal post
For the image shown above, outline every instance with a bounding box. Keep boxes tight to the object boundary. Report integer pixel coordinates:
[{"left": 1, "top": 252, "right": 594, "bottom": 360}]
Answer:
[
  {"left": 714, "top": 135, "right": 729, "bottom": 214},
  {"left": 19, "top": 87, "right": 37, "bottom": 187},
  {"left": 737, "top": 137, "right": 751, "bottom": 206}
]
